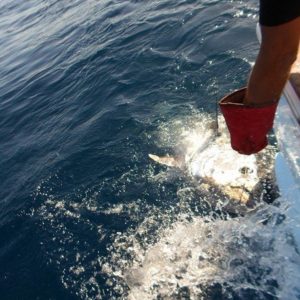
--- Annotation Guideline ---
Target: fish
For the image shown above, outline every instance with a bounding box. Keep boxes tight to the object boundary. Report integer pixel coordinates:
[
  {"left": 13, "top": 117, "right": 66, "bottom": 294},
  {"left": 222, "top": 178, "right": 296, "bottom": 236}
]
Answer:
[{"left": 149, "top": 122, "right": 260, "bottom": 207}]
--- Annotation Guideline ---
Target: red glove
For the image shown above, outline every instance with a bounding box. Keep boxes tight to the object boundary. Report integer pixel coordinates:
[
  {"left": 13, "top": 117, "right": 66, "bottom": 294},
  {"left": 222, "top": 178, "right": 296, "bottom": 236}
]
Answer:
[{"left": 219, "top": 88, "right": 278, "bottom": 155}]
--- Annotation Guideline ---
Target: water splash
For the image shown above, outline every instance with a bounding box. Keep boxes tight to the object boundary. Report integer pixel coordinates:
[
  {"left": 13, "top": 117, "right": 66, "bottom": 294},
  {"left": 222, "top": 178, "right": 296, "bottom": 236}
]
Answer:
[
  {"left": 105, "top": 203, "right": 300, "bottom": 300},
  {"left": 32, "top": 111, "right": 295, "bottom": 300}
]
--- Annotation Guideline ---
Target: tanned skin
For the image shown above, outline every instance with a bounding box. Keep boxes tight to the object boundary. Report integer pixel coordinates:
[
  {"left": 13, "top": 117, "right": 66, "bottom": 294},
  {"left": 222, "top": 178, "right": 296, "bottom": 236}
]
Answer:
[{"left": 244, "top": 17, "right": 300, "bottom": 107}]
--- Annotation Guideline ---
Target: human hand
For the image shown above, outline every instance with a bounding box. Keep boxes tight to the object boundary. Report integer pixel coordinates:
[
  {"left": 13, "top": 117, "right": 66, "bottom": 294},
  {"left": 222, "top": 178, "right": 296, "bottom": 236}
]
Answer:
[{"left": 219, "top": 88, "right": 278, "bottom": 155}]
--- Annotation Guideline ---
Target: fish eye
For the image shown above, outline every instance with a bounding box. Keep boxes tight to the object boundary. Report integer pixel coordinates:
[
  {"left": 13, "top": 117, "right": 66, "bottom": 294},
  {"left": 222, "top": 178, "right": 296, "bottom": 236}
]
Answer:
[{"left": 239, "top": 167, "right": 252, "bottom": 175}]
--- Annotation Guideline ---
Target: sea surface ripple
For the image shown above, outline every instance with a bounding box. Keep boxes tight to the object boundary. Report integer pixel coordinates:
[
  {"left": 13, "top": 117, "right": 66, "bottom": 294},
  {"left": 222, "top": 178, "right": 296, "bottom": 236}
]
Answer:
[{"left": 2, "top": 1, "right": 299, "bottom": 299}]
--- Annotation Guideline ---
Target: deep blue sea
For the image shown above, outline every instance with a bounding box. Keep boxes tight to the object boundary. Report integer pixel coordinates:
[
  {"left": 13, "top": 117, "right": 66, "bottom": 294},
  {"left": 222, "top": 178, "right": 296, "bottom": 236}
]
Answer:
[{"left": 1, "top": 0, "right": 300, "bottom": 299}]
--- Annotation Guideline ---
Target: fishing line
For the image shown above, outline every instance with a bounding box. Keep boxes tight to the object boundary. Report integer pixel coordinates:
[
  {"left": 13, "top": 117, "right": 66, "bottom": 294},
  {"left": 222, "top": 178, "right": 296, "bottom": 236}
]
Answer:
[{"left": 215, "top": 95, "right": 220, "bottom": 137}]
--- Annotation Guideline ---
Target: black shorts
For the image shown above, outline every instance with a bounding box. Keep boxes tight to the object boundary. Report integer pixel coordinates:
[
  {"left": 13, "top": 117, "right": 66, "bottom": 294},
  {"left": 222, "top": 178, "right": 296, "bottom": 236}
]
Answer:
[{"left": 259, "top": 0, "right": 300, "bottom": 26}]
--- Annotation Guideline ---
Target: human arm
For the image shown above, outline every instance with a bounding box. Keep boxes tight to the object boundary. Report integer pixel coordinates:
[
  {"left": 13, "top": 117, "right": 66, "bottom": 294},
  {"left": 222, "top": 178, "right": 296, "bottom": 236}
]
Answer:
[
  {"left": 245, "top": 17, "right": 300, "bottom": 107},
  {"left": 219, "top": 1, "right": 300, "bottom": 155}
]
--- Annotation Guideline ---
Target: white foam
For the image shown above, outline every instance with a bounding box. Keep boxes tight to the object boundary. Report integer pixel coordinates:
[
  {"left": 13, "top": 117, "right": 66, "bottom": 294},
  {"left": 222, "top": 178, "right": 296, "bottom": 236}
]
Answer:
[
  {"left": 110, "top": 205, "right": 300, "bottom": 299},
  {"left": 31, "top": 111, "right": 298, "bottom": 299}
]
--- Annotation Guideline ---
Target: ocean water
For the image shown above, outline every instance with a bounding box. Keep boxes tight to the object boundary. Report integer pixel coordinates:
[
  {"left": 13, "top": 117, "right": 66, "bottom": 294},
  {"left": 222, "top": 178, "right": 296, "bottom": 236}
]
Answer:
[{"left": 1, "top": 0, "right": 300, "bottom": 299}]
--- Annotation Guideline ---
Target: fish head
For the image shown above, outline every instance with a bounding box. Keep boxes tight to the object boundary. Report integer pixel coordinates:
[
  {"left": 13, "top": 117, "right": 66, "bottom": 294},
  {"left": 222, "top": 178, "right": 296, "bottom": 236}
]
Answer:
[{"left": 188, "top": 141, "right": 259, "bottom": 203}]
